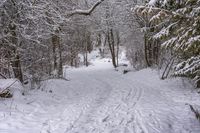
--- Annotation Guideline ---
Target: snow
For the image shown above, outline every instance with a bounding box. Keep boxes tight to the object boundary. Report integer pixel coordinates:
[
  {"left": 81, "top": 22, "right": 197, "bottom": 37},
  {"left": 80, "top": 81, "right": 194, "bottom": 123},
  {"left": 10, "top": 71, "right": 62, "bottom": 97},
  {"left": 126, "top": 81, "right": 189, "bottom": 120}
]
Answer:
[
  {"left": 186, "top": 35, "right": 200, "bottom": 49},
  {"left": 148, "top": 0, "right": 158, "bottom": 6},
  {"left": 153, "top": 22, "right": 178, "bottom": 40},
  {"left": 1, "top": 57, "right": 200, "bottom": 133},
  {"left": 161, "top": 37, "right": 177, "bottom": 47}
]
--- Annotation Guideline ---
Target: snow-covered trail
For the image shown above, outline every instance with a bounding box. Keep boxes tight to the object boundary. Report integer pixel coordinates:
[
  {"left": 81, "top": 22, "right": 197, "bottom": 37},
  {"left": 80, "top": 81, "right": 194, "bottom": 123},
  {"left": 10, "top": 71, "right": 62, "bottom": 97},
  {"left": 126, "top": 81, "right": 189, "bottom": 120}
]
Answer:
[
  {"left": 64, "top": 66, "right": 200, "bottom": 133},
  {"left": 0, "top": 59, "right": 200, "bottom": 133},
  {"left": 64, "top": 69, "right": 144, "bottom": 133}
]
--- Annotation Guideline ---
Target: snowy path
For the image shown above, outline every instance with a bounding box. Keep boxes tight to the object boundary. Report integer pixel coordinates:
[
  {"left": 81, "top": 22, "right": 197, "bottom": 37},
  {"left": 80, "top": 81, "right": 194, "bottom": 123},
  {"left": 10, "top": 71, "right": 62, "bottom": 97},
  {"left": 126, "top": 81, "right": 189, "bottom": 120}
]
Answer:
[
  {"left": 65, "top": 70, "right": 145, "bottom": 133},
  {"left": 0, "top": 59, "right": 200, "bottom": 133}
]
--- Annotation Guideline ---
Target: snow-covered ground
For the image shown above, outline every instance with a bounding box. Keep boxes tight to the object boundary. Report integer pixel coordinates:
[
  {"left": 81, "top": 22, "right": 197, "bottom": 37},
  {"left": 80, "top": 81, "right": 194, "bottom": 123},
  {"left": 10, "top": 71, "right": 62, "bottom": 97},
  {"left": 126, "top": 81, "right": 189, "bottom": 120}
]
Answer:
[{"left": 0, "top": 57, "right": 200, "bottom": 133}]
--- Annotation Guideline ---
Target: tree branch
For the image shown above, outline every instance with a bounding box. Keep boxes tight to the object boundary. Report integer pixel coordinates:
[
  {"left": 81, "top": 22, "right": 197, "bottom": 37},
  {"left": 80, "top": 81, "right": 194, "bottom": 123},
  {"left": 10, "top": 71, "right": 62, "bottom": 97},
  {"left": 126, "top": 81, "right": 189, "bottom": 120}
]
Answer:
[
  {"left": 68, "top": 0, "right": 104, "bottom": 17},
  {"left": 0, "top": 72, "right": 7, "bottom": 79}
]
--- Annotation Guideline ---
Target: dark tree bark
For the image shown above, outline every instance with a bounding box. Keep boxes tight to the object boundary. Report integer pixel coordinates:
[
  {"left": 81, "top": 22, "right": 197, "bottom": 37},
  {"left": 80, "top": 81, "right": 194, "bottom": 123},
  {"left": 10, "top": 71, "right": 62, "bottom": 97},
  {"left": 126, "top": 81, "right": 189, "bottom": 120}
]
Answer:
[
  {"left": 116, "top": 31, "right": 120, "bottom": 66},
  {"left": 52, "top": 28, "right": 63, "bottom": 77},
  {"left": 107, "top": 29, "right": 117, "bottom": 68},
  {"left": 144, "top": 33, "right": 151, "bottom": 67},
  {"left": 9, "top": 23, "right": 23, "bottom": 82}
]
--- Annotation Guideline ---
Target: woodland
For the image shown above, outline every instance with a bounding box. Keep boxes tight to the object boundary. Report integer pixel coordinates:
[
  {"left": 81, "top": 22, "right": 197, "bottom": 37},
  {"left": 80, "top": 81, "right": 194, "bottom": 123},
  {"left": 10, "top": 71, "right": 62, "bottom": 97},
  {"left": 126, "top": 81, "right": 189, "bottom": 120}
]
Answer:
[
  {"left": 0, "top": 1, "right": 200, "bottom": 132},
  {"left": 0, "top": 0, "right": 199, "bottom": 88}
]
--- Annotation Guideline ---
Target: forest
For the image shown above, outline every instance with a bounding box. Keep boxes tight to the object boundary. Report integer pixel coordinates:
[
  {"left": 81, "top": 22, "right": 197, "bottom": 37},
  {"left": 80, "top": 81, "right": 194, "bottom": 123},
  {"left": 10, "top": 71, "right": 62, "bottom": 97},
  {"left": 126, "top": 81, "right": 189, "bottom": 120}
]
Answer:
[{"left": 0, "top": 0, "right": 200, "bottom": 133}]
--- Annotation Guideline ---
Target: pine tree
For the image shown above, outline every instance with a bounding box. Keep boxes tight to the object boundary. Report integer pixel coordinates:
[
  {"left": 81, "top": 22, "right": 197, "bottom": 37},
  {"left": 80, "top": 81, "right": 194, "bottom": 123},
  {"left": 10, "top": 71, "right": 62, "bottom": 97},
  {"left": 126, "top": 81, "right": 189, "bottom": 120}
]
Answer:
[{"left": 135, "top": 0, "right": 200, "bottom": 87}]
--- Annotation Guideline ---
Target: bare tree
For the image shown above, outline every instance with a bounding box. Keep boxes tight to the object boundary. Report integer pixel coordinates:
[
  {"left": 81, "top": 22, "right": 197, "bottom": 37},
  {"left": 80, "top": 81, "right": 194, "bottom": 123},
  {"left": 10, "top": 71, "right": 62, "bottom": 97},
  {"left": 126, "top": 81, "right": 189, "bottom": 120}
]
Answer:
[{"left": 0, "top": 0, "right": 105, "bottom": 86}]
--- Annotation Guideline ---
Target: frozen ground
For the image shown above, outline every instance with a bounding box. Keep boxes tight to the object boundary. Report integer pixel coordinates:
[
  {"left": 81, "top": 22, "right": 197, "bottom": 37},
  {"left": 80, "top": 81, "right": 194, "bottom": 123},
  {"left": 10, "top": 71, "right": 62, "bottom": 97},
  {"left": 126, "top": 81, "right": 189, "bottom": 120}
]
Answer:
[{"left": 0, "top": 57, "right": 200, "bottom": 133}]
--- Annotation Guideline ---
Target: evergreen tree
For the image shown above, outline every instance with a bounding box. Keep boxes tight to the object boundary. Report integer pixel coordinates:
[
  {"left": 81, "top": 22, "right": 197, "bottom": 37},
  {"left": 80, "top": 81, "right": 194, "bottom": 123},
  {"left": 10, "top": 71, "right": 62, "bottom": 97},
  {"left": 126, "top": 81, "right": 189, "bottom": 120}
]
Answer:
[{"left": 135, "top": 0, "right": 200, "bottom": 87}]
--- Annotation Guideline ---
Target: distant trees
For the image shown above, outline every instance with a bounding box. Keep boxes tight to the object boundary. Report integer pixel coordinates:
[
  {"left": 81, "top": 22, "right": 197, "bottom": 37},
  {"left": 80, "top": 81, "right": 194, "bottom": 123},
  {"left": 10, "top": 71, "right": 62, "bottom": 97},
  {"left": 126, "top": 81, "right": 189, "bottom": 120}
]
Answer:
[
  {"left": 120, "top": 0, "right": 146, "bottom": 69},
  {"left": 91, "top": 0, "right": 143, "bottom": 68},
  {"left": 134, "top": 0, "right": 200, "bottom": 87},
  {"left": 89, "top": 0, "right": 121, "bottom": 68}
]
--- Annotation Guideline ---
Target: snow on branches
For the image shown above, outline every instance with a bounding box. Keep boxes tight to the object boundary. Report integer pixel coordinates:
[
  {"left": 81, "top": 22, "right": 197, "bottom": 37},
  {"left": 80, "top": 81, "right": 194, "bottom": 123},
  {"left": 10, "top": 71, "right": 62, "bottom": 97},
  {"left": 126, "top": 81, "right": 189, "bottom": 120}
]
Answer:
[
  {"left": 0, "top": 0, "right": 105, "bottom": 83},
  {"left": 174, "top": 56, "right": 200, "bottom": 87},
  {"left": 134, "top": 0, "right": 200, "bottom": 87},
  {"left": 67, "top": 0, "right": 105, "bottom": 16}
]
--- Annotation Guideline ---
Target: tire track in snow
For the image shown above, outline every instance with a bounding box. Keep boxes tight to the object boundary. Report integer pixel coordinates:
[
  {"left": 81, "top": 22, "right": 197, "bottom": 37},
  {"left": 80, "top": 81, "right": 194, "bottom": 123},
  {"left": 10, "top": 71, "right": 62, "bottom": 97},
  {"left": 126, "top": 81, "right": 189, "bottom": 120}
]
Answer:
[
  {"left": 86, "top": 71, "right": 144, "bottom": 133},
  {"left": 46, "top": 69, "right": 147, "bottom": 133},
  {"left": 94, "top": 72, "right": 146, "bottom": 133},
  {"left": 38, "top": 75, "right": 110, "bottom": 133},
  {"left": 124, "top": 78, "right": 161, "bottom": 133},
  {"left": 125, "top": 77, "right": 179, "bottom": 133},
  {"left": 118, "top": 78, "right": 146, "bottom": 133},
  {"left": 45, "top": 70, "right": 146, "bottom": 133},
  {"left": 64, "top": 72, "right": 114, "bottom": 133}
]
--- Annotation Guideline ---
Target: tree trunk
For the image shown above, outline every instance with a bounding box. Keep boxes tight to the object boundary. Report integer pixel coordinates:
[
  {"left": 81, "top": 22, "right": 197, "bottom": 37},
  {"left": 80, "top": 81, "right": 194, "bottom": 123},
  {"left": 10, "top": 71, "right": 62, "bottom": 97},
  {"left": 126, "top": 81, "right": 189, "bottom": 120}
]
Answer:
[
  {"left": 52, "top": 28, "right": 62, "bottom": 77},
  {"left": 12, "top": 53, "right": 23, "bottom": 82},
  {"left": 107, "top": 29, "right": 117, "bottom": 68},
  {"left": 58, "top": 40, "right": 63, "bottom": 76},
  {"left": 144, "top": 33, "right": 151, "bottom": 67},
  {"left": 52, "top": 35, "right": 57, "bottom": 71},
  {"left": 9, "top": 23, "right": 23, "bottom": 82},
  {"left": 116, "top": 31, "right": 120, "bottom": 66}
]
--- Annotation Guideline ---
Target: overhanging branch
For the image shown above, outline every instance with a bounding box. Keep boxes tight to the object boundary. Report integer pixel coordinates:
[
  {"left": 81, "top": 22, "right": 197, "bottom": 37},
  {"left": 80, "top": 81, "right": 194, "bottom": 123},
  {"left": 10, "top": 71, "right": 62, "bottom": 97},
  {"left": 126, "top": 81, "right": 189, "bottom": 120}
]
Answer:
[{"left": 67, "top": 0, "right": 104, "bottom": 17}]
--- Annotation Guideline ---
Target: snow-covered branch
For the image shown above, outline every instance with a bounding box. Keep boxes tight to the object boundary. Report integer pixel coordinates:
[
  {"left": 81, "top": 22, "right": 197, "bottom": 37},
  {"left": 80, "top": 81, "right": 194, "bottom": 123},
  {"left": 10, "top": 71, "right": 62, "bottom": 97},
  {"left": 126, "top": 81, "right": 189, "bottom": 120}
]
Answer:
[{"left": 68, "top": 0, "right": 104, "bottom": 17}]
